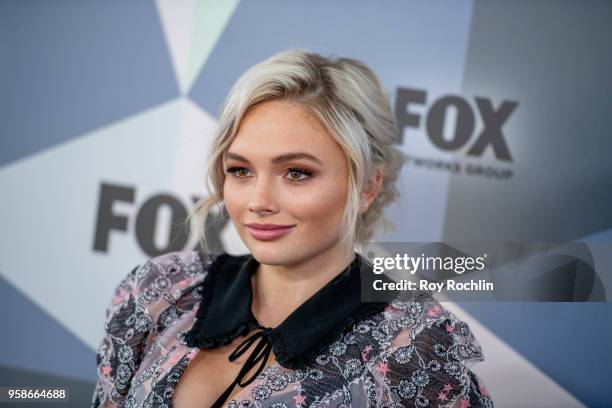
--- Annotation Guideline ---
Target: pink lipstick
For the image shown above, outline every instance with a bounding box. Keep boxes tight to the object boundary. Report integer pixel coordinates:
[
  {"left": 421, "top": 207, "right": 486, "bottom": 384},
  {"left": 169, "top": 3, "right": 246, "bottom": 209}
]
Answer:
[{"left": 245, "top": 223, "right": 295, "bottom": 241}]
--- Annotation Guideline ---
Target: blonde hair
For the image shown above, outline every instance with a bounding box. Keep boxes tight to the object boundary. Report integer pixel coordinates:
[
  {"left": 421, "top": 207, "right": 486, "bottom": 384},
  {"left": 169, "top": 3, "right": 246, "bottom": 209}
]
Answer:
[{"left": 187, "top": 48, "right": 405, "bottom": 254}]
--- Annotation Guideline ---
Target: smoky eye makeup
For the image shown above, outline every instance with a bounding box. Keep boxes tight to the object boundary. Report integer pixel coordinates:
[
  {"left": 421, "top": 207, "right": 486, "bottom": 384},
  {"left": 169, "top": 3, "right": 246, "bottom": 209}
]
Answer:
[
  {"left": 285, "top": 167, "right": 314, "bottom": 182},
  {"left": 224, "top": 165, "right": 315, "bottom": 183}
]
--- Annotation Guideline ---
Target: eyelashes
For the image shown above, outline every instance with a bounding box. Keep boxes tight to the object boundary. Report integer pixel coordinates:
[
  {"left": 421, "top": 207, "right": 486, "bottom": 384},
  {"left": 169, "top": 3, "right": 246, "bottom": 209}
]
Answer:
[{"left": 224, "top": 166, "right": 313, "bottom": 183}]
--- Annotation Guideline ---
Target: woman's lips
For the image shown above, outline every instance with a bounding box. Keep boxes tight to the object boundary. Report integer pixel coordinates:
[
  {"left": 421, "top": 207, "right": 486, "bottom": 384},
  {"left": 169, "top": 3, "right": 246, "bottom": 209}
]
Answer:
[{"left": 246, "top": 225, "right": 295, "bottom": 241}]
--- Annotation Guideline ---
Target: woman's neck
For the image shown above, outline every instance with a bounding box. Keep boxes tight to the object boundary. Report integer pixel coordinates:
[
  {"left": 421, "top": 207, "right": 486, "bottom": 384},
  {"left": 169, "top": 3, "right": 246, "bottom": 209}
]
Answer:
[{"left": 250, "top": 245, "right": 356, "bottom": 328}]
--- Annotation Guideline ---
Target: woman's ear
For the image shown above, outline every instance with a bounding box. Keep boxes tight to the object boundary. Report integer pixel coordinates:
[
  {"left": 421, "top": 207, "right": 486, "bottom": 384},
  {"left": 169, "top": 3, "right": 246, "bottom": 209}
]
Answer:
[{"left": 359, "top": 167, "right": 384, "bottom": 213}]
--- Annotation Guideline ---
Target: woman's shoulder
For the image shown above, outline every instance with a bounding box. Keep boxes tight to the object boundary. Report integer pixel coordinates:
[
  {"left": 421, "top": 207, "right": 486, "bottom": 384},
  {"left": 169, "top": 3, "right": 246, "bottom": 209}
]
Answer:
[
  {"left": 116, "top": 250, "right": 221, "bottom": 302},
  {"left": 350, "top": 293, "right": 483, "bottom": 349},
  {"left": 350, "top": 294, "right": 493, "bottom": 407},
  {"left": 135, "top": 249, "right": 215, "bottom": 282},
  {"left": 281, "top": 294, "right": 493, "bottom": 407},
  {"left": 101, "top": 249, "right": 225, "bottom": 352},
  {"left": 380, "top": 294, "right": 483, "bottom": 351},
  {"left": 92, "top": 250, "right": 222, "bottom": 407}
]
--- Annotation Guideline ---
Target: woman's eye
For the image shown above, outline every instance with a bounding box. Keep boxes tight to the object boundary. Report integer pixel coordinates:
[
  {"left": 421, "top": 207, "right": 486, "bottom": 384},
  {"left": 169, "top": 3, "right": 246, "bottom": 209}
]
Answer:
[
  {"left": 286, "top": 167, "right": 313, "bottom": 182},
  {"left": 226, "top": 167, "right": 251, "bottom": 177},
  {"left": 225, "top": 166, "right": 312, "bottom": 182}
]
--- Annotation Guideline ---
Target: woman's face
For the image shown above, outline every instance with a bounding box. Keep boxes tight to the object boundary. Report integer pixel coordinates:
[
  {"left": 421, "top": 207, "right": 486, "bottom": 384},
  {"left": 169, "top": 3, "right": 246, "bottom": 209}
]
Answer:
[{"left": 222, "top": 100, "right": 350, "bottom": 266}]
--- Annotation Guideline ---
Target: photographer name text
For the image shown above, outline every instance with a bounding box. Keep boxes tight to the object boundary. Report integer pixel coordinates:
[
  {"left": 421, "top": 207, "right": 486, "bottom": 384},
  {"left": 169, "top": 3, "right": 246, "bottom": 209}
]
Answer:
[{"left": 373, "top": 279, "right": 494, "bottom": 292}]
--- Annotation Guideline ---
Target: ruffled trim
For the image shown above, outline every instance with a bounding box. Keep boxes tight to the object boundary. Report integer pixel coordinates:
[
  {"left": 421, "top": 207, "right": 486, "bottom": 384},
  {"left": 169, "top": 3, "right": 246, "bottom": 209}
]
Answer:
[
  {"left": 183, "top": 252, "right": 254, "bottom": 348},
  {"left": 273, "top": 255, "right": 389, "bottom": 369},
  {"left": 269, "top": 300, "right": 389, "bottom": 369},
  {"left": 185, "top": 319, "right": 259, "bottom": 349},
  {"left": 183, "top": 251, "right": 390, "bottom": 371}
]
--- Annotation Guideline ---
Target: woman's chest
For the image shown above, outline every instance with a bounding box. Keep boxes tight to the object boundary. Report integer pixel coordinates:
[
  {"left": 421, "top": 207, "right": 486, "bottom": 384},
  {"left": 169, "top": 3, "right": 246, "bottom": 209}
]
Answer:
[
  {"left": 132, "top": 338, "right": 366, "bottom": 408},
  {"left": 172, "top": 334, "right": 279, "bottom": 408},
  {"left": 129, "top": 310, "right": 380, "bottom": 407}
]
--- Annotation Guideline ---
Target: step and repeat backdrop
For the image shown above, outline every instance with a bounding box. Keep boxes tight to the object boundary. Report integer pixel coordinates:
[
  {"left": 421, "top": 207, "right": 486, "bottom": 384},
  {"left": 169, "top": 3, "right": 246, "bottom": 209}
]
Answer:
[{"left": 1, "top": 1, "right": 611, "bottom": 407}]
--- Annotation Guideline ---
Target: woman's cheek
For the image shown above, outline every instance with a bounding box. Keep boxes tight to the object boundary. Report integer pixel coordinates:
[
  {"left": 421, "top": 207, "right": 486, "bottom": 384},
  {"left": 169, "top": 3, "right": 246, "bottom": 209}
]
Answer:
[
  {"left": 223, "top": 184, "right": 244, "bottom": 217},
  {"left": 292, "top": 190, "right": 344, "bottom": 223}
]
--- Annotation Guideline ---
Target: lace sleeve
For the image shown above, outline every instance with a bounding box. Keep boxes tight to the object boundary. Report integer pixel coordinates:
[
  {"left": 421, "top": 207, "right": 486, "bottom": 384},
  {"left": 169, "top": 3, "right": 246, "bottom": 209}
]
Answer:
[
  {"left": 90, "top": 262, "right": 156, "bottom": 408},
  {"left": 366, "top": 298, "right": 494, "bottom": 407}
]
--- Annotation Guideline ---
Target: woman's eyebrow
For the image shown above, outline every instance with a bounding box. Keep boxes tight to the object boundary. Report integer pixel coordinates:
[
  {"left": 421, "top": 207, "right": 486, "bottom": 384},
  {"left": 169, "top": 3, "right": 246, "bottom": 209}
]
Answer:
[{"left": 224, "top": 151, "right": 323, "bottom": 165}]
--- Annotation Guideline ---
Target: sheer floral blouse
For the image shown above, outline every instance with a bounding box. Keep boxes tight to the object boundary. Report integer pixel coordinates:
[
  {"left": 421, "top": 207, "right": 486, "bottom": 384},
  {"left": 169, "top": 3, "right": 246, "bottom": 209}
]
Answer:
[{"left": 91, "top": 250, "right": 494, "bottom": 408}]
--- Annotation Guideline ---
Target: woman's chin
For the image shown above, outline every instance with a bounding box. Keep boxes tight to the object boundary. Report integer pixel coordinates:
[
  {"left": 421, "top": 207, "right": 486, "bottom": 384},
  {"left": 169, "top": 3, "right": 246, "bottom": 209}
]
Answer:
[{"left": 248, "top": 242, "right": 308, "bottom": 266}]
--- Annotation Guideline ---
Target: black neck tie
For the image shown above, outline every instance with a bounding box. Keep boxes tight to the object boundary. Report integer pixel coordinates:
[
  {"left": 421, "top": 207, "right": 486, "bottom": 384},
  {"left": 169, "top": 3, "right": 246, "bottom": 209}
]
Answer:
[{"left": 210, "top": 326, "right": 273, "bottom": 408}]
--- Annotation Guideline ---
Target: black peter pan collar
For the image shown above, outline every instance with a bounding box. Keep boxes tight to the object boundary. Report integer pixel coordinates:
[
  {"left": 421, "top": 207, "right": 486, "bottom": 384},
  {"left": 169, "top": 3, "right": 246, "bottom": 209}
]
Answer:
[{"left": 183, "top": 251, "right": 389, "bottom": 370}]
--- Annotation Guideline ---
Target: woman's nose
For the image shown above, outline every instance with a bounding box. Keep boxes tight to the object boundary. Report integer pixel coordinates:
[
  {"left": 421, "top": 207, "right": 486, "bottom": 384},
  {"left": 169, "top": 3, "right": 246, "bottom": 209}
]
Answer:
[{"left": 248, "top": 176, "right": 278, "bottom": 214}]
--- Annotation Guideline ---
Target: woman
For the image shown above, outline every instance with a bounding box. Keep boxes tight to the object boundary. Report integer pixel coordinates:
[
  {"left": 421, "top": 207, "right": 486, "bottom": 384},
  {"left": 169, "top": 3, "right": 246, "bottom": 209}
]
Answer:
[{"left": 92, "top": 49, "right": 493, "bottom": 408}]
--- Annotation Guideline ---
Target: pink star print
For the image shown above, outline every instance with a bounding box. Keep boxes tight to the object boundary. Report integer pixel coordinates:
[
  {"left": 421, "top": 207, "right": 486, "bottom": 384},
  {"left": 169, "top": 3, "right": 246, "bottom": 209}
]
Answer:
[
  {"left": 361, "top": 344, "right": 374, "bottom": 363},
  {"left": 479, "top": 384, "right": 490, "bottom": 397},
  {"left": 112, "top": 289, "right": 127, "bottom": 305},
  {"left": 427, "top": 304, "right": 441, "bottom": 317},
  {"left": 437, "top": 391, "right": 448, "bottom": 401},
  {"left": 293, "top": 393, "right": 306, "bottom": 405},
  {"left": 377, "top": 361, "right": 390, "bottom": 377},
  {"left": 459, "top": 398, "right": 470, "bottom": 408},
  {"left": 445, "top": 323, "right": 455, "bottom": 333},
  {"left": 101, "top": 365, "right": 112, "bottom": 376},
  {"left": 443, "top": 383, "right": 453, "bottom": 392}
]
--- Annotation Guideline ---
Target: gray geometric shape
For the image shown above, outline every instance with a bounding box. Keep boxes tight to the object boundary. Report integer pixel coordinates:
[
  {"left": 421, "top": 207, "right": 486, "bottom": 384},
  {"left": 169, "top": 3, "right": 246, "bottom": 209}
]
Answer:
[
  {"left": 454, "top": 2, "right": 612, "bottom": 407},
  {"left": 189, "top": 0, "right": 474, "bottom": 118},
  {"left": 446, "top": 0, "right": 612, "bottom": 242},
  {"left": 461, "top": 301, "right": 612, "bottom": 408},
  {"left": 0, "top": 0, "right": 178, "bottom": 167},
  {"left": 0, "top": 273, "right": 97, "bottom": 382}
]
